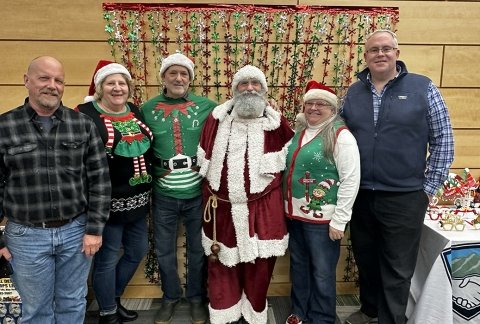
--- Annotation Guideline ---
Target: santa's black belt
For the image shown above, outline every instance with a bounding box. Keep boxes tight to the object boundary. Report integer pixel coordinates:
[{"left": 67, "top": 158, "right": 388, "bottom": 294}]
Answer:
[{"left": 153, "top": 155, "right": 197, "bottom": 170}]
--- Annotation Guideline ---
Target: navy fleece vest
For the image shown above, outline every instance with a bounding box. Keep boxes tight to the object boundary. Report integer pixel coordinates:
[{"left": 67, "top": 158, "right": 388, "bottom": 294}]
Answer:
[{"left": 342, "top": 62, "right": 430, "bottom": 192}]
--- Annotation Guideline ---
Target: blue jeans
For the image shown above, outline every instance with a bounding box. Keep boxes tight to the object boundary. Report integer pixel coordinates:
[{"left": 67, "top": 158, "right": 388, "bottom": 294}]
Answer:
[
  {"left": 92, "top": 217, "right": 148, "bottom": 314},
  {"left": 288, "top": 219, "right": 340, "bottom": 324},
  {"left": 152, "top": 193, "right": 206, "bottom": 302},
  {"left": 5, "top": 214, "right": 90, "bottom": 324}
]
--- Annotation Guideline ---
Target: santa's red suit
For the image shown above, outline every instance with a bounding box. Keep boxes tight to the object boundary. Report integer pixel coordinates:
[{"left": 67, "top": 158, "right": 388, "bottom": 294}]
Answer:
[{"left": 197, "top": 101, "right": 294, "bottom": 324}]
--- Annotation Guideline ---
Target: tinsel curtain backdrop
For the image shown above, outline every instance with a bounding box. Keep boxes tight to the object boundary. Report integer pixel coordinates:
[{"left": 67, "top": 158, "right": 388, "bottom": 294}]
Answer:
[{"left": 102, "top": 2, "right": 399, "bottom": 288}]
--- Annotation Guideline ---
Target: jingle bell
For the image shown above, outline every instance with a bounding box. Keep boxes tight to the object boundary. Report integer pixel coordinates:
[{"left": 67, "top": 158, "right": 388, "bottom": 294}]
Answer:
[{"left": 210, "top": 243, "right": 220, "bottom": 254}]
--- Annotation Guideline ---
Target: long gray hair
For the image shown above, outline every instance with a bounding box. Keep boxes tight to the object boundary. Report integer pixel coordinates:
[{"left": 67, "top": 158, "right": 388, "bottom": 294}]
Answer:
[{"left": 294, "top": 110, "right": 344, "bottom": 162}]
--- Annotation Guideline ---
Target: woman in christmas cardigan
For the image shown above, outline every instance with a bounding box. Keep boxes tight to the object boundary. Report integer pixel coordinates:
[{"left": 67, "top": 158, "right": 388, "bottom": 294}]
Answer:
[
  {"left": 283, "top": 81, "right": 360, "bottom": 324},
  {"left": 76, "top": 61, "right": 153, "bottom": 324}
]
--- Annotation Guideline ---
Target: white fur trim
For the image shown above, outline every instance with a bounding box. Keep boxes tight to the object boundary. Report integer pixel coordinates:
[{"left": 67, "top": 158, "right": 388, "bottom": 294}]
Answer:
[
  {"left": 208, "top": 292, "right": 267, "bottom": 324},
  {"left": 94, "top": 63, "right": 131, "bottom": 87},
  {"left": 209, "top": 297, "right": 242, "bottom": 324},
  {"left": 230, "top": 203, "right": 257, "bottom": 262},
  {"left": 83, "top": 95, "right": 95, "bottom": 103},
  {"left": 197, "top": 146, "right": 209, "bottom": 177},
  {"left": 206, "top": 101, "right": 281, "bottom": 192},
  {"left": 202, "top": 231, "right": 240, "bottom": 267},
  {"left": 304, "top": 89, "right": 338, "bottom": 109},
  {"left": 202, "top": 229, "right": 289, "bottom": 266},
  {"left": 257, "top": 139, "right": 292, "bottom": 181},
  {"left": 241, "top": 292, "right": 268, "bottom": 324}
]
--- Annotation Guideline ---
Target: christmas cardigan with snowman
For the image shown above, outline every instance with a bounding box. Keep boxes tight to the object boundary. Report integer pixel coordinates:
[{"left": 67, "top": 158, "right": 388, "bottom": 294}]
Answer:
[{"left": 283, "top": 121, "right": 360, "bottom": 231}]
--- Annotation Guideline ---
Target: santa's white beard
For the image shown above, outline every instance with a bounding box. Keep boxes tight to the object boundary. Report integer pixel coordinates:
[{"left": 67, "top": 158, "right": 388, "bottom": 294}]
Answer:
[{"left": 232, "top": 91, "right": 266, "bottom": 119}]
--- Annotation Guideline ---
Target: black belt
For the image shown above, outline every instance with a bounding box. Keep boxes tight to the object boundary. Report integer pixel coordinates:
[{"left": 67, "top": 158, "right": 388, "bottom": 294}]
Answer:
[
  {"left": 31, "top": 217, "right": 77, "bottom": 229},
  {"left": 154, "top": 155, "right": 197, "bottom": 170}
]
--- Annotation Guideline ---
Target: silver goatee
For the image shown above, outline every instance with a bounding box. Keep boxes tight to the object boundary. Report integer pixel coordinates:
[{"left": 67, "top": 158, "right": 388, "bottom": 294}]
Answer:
[{"left": 232, "top": 91, "right": 266, "bottom": 119}]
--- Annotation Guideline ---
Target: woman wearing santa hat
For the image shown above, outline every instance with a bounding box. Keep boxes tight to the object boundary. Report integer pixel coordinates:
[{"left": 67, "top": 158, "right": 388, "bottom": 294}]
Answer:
[
  {"left": 76, "top": 61, "right": 153, "bottom": 324},
  {"left": 283, "top": 81, "right": 361, "bottom": 324}
]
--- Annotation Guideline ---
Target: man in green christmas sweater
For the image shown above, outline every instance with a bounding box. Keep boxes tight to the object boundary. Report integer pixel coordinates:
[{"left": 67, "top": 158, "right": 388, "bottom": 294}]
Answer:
[{"left": 141, "top": 53, "right": 217, "bottom": 324}]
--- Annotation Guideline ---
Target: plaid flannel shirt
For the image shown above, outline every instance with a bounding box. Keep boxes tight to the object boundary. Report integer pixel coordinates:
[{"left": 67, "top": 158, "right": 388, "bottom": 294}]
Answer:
[{"left": 0, "top": 99, "right": 111, "bottom": 247}]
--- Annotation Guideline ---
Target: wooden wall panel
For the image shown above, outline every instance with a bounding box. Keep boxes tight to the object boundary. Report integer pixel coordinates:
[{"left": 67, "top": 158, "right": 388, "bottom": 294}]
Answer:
[
  {"left": 400, "top": 45, "right": 443, "bottom": 84},
  {"left": 2, "top": 0, "right": 297, "bottom": 41},
  {"left": 451, "top": 130, "right": 480, "bottom": 168},
  {"left": 443, "top": 46, "right": 480, "bottom": 87},
  {"left": 442, "top": 89, "right": 480, "bottom": 129},
  {"left": 0, "top": 86, "right": 106, "bottom": 113},
  {"left": 0, "top": 41, "right": 112, "bottom": 86},
  {"left": 299, "top": 1, "right": 480, "bottom": 45}
]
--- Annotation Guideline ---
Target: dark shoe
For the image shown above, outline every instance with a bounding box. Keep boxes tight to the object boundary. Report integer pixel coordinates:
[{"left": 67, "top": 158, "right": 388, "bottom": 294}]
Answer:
[
  {"left": 99, "top": 313, "right": 123, "bottom": 324},
  {"left": 190, "top": 301, "right": 208, "bottom": 324},
  {"left": 345, "top": 310, "right": 377, "bottom": 324},
  {"left": 116, "top": 297, "right": 138, "bottom": 322},
  {"left": 155, "top": 300, "right": 179, "bottom": 324}
]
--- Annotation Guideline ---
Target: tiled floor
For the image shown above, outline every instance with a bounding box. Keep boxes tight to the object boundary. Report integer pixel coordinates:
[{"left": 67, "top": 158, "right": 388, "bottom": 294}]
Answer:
[{"left": 84, "top": 295, "right": 360, "bottom": 323}]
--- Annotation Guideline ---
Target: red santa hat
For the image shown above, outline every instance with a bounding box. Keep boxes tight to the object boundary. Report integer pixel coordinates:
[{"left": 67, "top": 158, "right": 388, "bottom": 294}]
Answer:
[
  {"left": 231, "top": 65, "right": 268, "bottom": 94},
  {"left": 84, "top": 60, "right": 132, "bottom": 103},
  {"left": 159, "top": 53, "right": 195, "bottom": 80},
  {"left": 318, "top": 179, "right": 336, "bottom": 190},
  {"left": 303, "top": 80, "right": 338, "bottom": 110}
]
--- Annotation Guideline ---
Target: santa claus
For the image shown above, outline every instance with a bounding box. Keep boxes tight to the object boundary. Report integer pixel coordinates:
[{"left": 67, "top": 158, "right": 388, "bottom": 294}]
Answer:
[{"left": 197, "top": 65, "right": 294, "bottom": 324}]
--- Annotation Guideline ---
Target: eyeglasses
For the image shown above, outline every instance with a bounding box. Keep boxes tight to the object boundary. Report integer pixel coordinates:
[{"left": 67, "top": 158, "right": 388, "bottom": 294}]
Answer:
[
  {"left": 304, "top": 101, "right": 331, "bottom": 109},
  {"left": 439, "top": 213, "right": 465, "bottom": 231},
  {"left": 366, "top": 46, "right": 397, "bottom": 55}
]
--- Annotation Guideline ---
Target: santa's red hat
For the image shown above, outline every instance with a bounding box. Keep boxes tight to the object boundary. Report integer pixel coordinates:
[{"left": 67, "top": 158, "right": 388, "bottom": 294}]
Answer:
[
  {"left": 84, "top": 60, "right": 132, "bottom": 103},
  {"left": 303, "top": 80, "right": 338, "bottom": 110}
]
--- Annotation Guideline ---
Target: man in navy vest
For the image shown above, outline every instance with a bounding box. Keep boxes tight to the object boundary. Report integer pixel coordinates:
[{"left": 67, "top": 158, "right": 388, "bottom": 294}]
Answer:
[{"left": 341, "top": 30, "right": 454, "bottom": 324}]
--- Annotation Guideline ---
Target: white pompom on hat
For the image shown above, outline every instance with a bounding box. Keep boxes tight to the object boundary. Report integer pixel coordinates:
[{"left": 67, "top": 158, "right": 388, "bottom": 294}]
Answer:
[
  {"left": 303, "top": 80, "right": 338, "bottom": 110},
  {"left": 84, "top": 60, "right": 132, "bottom": 103},
  {"left": 159, "top": 53, "right": 195, "bottom": 80},
  {"left": 231, "top": 65, "right": 268, "bottom": 93}
]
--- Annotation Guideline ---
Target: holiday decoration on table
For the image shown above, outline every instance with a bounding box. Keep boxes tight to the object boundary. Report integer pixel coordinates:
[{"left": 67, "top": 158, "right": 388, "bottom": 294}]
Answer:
[
  {"left": 429, "top": 168, "right": 480, "bottom": 231},
  {"left": 102, "top": 2, "right": 399, "bottom": 287},
  {"left": 437, "top": 168, "right": 479, "bottom": 209}
]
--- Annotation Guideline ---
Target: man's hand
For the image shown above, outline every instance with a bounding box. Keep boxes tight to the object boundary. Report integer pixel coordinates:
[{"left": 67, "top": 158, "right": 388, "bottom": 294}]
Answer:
[
  {"left": 82, "top": 234, "right": 102, "bottom": 257},
  {"left": 0, "top": 247, "right": 11, "bottom": 261},
  {"left": 329, "top": 226, "right": 344, "bottom": 241},
  {"left": 267, "top": 99, "right": 280, "bottom": 112}
]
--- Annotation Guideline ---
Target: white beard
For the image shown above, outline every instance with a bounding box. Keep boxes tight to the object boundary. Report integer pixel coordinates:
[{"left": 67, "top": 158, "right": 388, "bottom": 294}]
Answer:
[{"left": 232, "top": 92, "right": 266, "bottom": 119}]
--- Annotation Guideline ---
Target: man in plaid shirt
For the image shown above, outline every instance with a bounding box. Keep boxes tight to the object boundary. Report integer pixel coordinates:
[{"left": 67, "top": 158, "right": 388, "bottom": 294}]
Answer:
[{"left": 0, "top": 56, "right": 111, "bottom": 324}]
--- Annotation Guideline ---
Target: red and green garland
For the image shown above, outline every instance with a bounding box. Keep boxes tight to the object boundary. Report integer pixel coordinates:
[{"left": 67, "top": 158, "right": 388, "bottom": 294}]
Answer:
[{"left": 102, "top": 2, "right": 398, "bottom": 288}]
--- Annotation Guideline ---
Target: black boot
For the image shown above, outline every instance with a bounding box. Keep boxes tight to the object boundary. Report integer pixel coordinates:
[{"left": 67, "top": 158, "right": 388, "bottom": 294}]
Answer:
[
  {"left": 116, "top": 297, "right": 138, "bottom": 322},
  {"left": 98, "top": 313, "right": 123, "bottom": 324}
]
